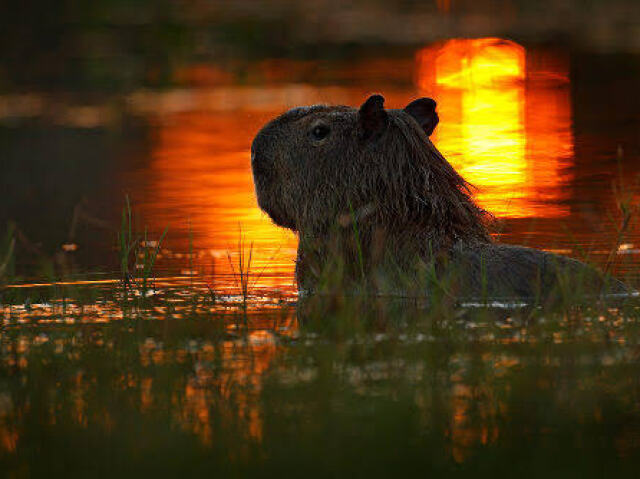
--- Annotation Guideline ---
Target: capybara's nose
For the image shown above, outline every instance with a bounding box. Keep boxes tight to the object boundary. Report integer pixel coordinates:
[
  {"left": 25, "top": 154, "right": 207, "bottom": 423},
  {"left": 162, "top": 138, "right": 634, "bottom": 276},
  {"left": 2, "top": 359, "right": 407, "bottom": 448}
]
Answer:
[
  {"left": 251, "top": 129, "right": 274, "bottom": 180},
  {"left": 251, "top": 128, "right": 270, "bottom": 159},
  {"left": 251, "top": 131, "right": 262, "bottom": 160}
]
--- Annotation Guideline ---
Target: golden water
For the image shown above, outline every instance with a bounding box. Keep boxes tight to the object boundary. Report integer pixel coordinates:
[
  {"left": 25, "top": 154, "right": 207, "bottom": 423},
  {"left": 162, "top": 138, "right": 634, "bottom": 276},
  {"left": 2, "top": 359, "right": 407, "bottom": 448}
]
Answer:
[{"left": 121, "top": 38, "right": 638, "bottom": 289}]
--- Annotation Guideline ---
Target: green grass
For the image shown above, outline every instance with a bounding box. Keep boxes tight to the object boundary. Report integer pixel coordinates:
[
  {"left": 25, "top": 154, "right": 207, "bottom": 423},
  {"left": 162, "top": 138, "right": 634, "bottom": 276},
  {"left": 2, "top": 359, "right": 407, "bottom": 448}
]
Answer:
[
  {"left": 227, "top": 228, "right": 255, "bottom": 311},
  {"left": 117, "top": 196, "right": 168, "bottom": 309},
  {"left": 0, "top": 222, "right": 15, "bottom": 285},
  {"left": 1, "top": 193, "right": 640, "bottom": 476}
]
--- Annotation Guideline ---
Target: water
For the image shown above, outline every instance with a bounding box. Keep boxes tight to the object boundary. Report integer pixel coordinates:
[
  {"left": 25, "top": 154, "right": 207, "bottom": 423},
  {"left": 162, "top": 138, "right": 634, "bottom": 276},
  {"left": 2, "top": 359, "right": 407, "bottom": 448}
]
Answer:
[
  {"left": 3, "top": 298, "right": 640, "bottom": 476},
  {"left": 2, "top": 36, "right": 640, "bottom": 475},
  {"left": 2, "top": 41, "right": 639, "bottom": 286}
]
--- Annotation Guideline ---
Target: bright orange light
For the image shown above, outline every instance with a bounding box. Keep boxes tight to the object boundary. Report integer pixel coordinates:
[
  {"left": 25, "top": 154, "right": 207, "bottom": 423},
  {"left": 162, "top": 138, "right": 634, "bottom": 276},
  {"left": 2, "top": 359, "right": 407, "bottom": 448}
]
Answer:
[
  {"left": 427, "top": 38, "right": 525, "bottom": 89},
  {"left": 144, "top": 111, "right": 299, "bottom": 289},
  {"left": 139, "top": 87, "right": 421, "bottom": 290},
  {"left": 416, "top": 38, "right": 572, "bottom": 218},
  {"left": 436, "top": 0, "right": 452, "bottom": 13}
]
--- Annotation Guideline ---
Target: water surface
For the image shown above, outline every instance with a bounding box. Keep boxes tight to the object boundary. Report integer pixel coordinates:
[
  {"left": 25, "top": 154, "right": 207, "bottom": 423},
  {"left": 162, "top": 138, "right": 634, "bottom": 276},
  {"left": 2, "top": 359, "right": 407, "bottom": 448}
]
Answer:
[
  {"left": 4, "top": 38, "right": 638, "bottom": 287},
  {"left": 1, "top": 37, "right": 640, "bottom": 475}
]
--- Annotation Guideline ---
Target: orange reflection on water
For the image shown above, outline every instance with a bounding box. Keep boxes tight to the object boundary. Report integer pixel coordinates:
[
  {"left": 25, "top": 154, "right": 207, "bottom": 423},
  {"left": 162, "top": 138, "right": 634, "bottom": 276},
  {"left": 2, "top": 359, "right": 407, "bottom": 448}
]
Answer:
[
  {"left": 142, "top": 87, "right": 413, "bottom": 289},
  {"left": 142, "top": 42, "right": 573, "bottom": 289},
  {"left": 146, "top": 111, "right": 298, "bottom": 288},
  {"left": 417, "top": 38, "right": 572, "bottom": 218},
  {"left": 436, "top": 0, "right": 452, "bottom": 13},
  {"left": 0, "top": 309, "right": 299, "bottom": 453}
]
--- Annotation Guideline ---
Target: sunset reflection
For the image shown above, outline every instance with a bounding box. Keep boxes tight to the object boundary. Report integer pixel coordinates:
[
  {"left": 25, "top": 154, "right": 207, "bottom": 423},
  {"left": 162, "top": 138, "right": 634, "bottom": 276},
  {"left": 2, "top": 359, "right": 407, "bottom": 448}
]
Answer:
[
  {"left": 142, "top": 88, "right": 411, "bottom": 288},
  {"left": 146, "top": 111, "right": 298, "bottom": 288},
  {"left": 416, "top": 38, "right": 573, "bottom": 218},
  {"left": 140, "top": 40, "right": 575, "bottom": 291}
]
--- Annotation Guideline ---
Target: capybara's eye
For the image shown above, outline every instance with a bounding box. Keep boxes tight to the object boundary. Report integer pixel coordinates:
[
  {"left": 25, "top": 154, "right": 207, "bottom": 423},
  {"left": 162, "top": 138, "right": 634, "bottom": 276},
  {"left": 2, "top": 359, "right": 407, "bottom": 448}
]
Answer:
[{"left": 310, "top": 124, "right": 330, "bottom": 141}]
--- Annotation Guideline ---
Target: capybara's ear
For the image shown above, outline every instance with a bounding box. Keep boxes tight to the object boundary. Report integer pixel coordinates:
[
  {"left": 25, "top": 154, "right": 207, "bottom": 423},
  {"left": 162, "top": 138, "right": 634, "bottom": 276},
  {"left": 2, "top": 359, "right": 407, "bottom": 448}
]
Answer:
[
  {"left": 404, "top": 98, "right": 439, "bottom": 136},
  {"left": 359, "top": 94, "right": 388, "bottom": 140}
]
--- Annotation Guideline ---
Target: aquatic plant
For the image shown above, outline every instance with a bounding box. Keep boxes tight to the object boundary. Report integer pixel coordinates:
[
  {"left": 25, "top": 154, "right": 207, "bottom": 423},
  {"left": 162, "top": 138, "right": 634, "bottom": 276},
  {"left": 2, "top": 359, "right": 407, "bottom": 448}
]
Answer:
[
  {"left": 117, "top": 196, "right": 168, "bottom": 311},
  {"left": 0, "top": 222, "right": 16, "bottom": 283}
]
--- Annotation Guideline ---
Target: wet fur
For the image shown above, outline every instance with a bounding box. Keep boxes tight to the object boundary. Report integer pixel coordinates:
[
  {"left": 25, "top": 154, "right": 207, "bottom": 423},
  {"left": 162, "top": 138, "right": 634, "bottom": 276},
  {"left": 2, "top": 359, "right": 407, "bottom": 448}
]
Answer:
[{"left": 251, "top": 96, "right": 631, "bottom": 300}]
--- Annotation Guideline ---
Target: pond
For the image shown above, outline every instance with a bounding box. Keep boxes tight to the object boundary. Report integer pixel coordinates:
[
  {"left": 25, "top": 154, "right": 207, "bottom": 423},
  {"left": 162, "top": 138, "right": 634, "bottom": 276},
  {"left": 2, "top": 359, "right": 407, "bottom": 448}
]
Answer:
[{"left": 1, "top": 36, "right": 640, "bottom": 476}]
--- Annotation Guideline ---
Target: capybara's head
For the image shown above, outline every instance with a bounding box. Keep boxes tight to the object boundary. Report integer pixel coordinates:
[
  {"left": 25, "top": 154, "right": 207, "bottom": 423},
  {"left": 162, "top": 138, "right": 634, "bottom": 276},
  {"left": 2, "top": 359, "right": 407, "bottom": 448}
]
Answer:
[{"left": 251, "top": 94, "right": 488, "bottom": 240}]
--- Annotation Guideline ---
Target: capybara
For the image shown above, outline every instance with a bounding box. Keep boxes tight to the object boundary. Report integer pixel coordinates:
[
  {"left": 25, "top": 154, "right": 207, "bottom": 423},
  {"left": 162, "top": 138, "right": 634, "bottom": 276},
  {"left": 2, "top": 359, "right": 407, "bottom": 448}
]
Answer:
[{"left": 251, "top": 94, "right": 632, "bottom": 301}]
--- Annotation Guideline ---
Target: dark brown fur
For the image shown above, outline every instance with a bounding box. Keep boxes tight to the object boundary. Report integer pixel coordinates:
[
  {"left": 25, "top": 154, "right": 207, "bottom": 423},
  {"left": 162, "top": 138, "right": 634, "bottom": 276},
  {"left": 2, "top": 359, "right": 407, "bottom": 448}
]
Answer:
[{"left": 251, "top": 95, "right": 631, "bottom": 300}]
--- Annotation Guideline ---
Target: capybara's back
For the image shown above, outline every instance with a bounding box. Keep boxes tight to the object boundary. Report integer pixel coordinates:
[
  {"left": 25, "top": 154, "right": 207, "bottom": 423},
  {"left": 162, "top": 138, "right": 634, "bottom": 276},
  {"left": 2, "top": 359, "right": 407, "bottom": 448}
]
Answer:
[
  {"left": 251, "top": 94, "right": 633, "bottom": 301},
  {"left": 448, "top": 243, "right": 630, "bottom": 302}
]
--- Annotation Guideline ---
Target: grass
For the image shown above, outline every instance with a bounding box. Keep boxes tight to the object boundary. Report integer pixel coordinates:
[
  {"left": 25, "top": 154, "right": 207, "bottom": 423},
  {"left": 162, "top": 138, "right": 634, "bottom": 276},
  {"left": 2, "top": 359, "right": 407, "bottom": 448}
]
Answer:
[
  {"left": 0, "top": 192, "right": 640, "bottom": 477},
  {"left": 227, "top": 228, "right": 254, "bottom": 311},
  {"left": 116, "top": 196, "right": 168, "bottom": 314},
  {"left": 604, "top": 160, "right": 639, "bottom": 275},
  {"left": 1, "top": 186, "right": 638, "bottom": 317},
  {"left": 348, "top": 200, "right": 366, "bottom": 281},
  {"left": 0, "top": 222, "right": 15, "bottom": 284}
]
